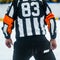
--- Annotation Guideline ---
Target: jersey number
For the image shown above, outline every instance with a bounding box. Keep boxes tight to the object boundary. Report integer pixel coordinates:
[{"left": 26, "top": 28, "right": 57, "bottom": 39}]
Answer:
[{"left": 21, "top": 2, "right": 40, "bottom": 17}]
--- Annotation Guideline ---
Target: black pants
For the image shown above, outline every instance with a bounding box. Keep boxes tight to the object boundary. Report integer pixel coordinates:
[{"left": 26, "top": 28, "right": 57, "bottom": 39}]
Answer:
[{"left": 13, "top": 35, "right": 56, "bottom": 60}]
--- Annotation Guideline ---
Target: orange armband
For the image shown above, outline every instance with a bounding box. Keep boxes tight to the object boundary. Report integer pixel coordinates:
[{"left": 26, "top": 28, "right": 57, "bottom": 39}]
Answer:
[
  {"left": 3, "top": 15, "right": 14, "bottom": 34},
  {"left": 45, "top": 13, "right": 54, "bottom": 31}
]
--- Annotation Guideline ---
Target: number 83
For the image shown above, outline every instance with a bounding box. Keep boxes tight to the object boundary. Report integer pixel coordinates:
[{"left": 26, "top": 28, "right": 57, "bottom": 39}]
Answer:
[{"left": 21, "top": 2, "right": 40, "bottom": 17}]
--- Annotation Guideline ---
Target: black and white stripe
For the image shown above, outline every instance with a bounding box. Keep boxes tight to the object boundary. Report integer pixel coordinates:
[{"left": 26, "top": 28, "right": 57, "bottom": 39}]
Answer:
[{"left": 17, "top": 16, "right": 46, "bottom": 37}]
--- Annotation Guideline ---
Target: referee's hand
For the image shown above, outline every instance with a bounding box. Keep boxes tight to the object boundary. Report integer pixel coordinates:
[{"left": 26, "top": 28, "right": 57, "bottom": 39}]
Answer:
[
  {"left": 50, "top": 39, "right": 57, "bottom": 50},
  {"left": 5, "top": 39, "right": 13, "bottom": 48}
]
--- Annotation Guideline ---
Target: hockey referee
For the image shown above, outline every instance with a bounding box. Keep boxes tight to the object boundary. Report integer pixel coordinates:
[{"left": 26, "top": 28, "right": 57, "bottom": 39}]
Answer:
[{"left": 2, "top": 0, "right": 57, "bottom": 60}]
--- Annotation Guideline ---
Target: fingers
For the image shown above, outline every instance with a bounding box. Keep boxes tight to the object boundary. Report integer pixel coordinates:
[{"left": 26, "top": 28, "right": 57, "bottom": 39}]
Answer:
[
  {"left": 50, "top": 43, "right": 57, "bottom": 50},
  {"left": 50, "top": 40, "right": 57, "bottom": 50},
  {"left": 5, "top": 39, "right": 13, "bottom": 48},
  {"left": 5, "top": 41, "right": 11, "bottom": 48}
]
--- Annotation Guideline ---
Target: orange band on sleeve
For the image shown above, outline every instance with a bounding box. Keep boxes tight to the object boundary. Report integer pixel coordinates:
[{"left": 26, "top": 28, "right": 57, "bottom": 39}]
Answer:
[
  {"left": 3, "top": 15, "right": 14, "bottom": 34},
  {"left": 45, "top": 13, "right": 54, "bottom": 31}
]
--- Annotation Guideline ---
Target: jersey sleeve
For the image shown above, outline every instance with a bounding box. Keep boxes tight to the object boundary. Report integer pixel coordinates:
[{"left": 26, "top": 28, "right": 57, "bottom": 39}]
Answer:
[
  {"left": 2, "top": 2, "right": 17, "bottom": 39},
  {"left": 45, "top": 2, "right": 56, "bottom": 39}
]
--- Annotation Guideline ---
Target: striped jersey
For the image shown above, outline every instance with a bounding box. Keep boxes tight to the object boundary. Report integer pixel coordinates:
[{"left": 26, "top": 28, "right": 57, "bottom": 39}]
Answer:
[{"left": 2, "top": 0, "right": 56, "bottom": 39}]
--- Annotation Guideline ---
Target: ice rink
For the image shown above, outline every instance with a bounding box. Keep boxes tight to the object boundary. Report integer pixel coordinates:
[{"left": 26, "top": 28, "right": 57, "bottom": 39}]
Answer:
[{"left": 0, "top": 3, "right": 60, "bottom": 60}]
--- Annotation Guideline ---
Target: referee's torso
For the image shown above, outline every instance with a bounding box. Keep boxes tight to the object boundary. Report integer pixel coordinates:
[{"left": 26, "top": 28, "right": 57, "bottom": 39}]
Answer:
[{"left": 15, "top": 0, "right": 46, "bottom": 38}]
